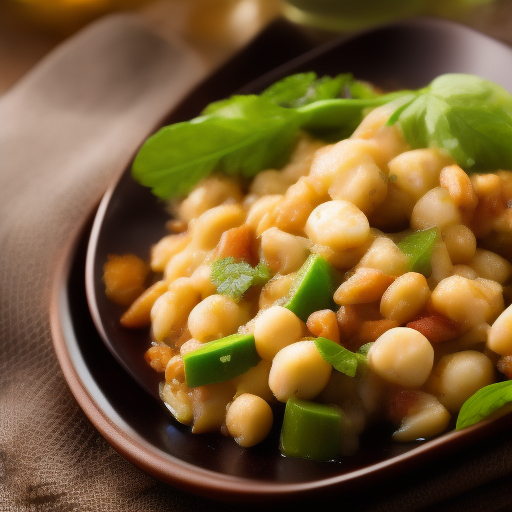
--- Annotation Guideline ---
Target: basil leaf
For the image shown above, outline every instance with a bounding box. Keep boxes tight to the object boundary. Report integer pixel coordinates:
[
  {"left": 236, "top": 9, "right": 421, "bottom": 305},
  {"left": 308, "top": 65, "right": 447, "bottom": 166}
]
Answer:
[
  {"left": 261, "top": 72, "right": 352, "bottom": 108},
  {"left": 132, "top": 95, "right": 301, "bottom": 198},
  {"left": 393, "top": 74, "right": 512, "bottom": 171},
  {"left": 314, "top": 337, "right": 366, "bottom": 378},
  {"left": 456, "top": 380, "right": 512, "bottom": 430},
  {"left": 211, "top": 257, "right": 271, "bottom": 302}
]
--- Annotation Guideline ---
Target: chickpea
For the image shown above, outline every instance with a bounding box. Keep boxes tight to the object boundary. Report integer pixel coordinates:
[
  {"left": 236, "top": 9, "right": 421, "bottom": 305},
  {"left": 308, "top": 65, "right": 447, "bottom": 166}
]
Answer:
[
  {"left": 160, "top": 381, "right": 193, "bottom": 425},
  {"left": 253, "top": 306, "right": 305, "bottom": 360},
  {"left": 380, "top": 272, "right": 431, "bottom": 324},
  {"left": 441, "top": 224, "right": 477, "bottom": 265},
  {"left": 258, "top": 273, "right": 295, "bottom": 310},
  {"left": 411, "top": 187, "right": 462, "bottom": 232},
  {"left": 328, "top": 157, "right": 388, "bottom": 215},
  {"left": 150, "top": 233, "right": 190, "bottom": 273},
  {"left": 392, "top": 392, "right": 451, "bottom": 442},
  {"left": 452, "top": 264, "right": 479, "bottom": 280},
  {"left": 388, "top": 148, "right": 453, "bottom": 202},
  {"left": 164, "top": 246, "right": 207, "bottom": 284},
  {"left": 367, "top": 327, "right": 434, "bottom": 387},
  {"left": 431, "top": 275, "right": 503, "bottom": 327},
  {"left": 249, "top": 169, "right": 291, "bottom": 196},
  {"left": 487, "top": 304, "right": 512, "bottom": 356},
  {"left": 427, "top": 351, "right": 495, "bottom": 413},
  {"left": 367, "top": 182, "right": 415, "bottom": 232},
  {"left": 427, "top": 241, "right": 454, "bottom": 287},
  {"left": 305, "top": 200, "right": 370, "bottom": 253},
  {"left": 151, "top": 278, "right": 200, "bottom": 342},
  {"left": 245, "top": 194, "right": 282, "bottom": 232},
  {"left": 178, "top": 176, "right": 243, "bottom": 223},
  {"left": 467, "top": 248, "right": 512, "bottom": 284},
  {"left": 191, "top": 203, "right": 245, "bottom": 250},
  {"left": 357, "top": 236, "right": 409, "bottom": 277},
  {"left": 308, "top": 138, "right": 379, "bottom": 195},
  {"left": 269, "top": 340, "right": 332, "bottom": 402},
  {"left": 334, "top": 268, "right": 395, "bottom": 305},
  {"left": 226, "top": 394, "right": 273, "bottom": 447},
  {"left": 439, "top": 164, "right": 478, "bottom": 220},
  {"left": 351, "top": 101, "right": 409, "bottom": 169},
  {"left": 232, "top": 360, "right": 274, "bottom": 402},
  {"left": 260, "top": 227, "right": 311, "bottom": 275},
  {"left": 280, "top": 135, "right": 326, "bottom": 182},
  {"left": 187, "top": 294, "right": 249, "bottom": 342},
  {"left": 189, "top": 264, "right": 217, "bottom": 300}
]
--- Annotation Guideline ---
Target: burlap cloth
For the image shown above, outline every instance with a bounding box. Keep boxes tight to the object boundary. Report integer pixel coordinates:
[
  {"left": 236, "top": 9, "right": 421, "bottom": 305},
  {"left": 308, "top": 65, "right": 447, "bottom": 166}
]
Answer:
[{"left": 3, "top": 10, "right": 512, "bottom": 512}]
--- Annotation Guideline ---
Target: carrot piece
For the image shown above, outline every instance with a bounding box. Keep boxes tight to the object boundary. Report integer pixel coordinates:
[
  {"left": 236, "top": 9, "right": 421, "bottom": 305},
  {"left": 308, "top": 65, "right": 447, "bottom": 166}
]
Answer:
[
  {"left": 406, "top": 312, "right": 460, "bottom": 343},
  {"left": 213, "top": 224, "right": 258, "bottom": 266}
]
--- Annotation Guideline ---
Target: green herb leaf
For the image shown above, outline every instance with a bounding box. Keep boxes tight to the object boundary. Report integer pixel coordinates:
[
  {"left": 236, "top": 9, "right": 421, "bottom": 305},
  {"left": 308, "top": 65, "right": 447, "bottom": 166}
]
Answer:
[
  {"left": 261, "top": 72, "right": 352, "bottom": 108},
  {"left": 391, "top": 74, "right": 512, "bottom": 171},
  {"left": 456, "top": 380, "right": 512, "bottom": 430},
  {"left": 314, "top": 337, "right": 366, "bottom": 378},
  {"left": 397, "top": 228, "right": 438, "bottom": 277},
  {"left": 211, "top": 257, "right": 271, "bottom": 302},
  {"left": 132, "top": 95, "right": 301, "bottom": 199},
  {"left": 297, "top": 92, "right": 412, "bottom": 140}
]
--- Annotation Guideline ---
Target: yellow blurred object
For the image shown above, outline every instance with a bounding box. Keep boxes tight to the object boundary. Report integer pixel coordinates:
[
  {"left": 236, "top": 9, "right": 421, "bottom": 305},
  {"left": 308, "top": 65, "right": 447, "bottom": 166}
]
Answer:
[{"left": 5, "top": 0, "right": 155, "bottom": 33}]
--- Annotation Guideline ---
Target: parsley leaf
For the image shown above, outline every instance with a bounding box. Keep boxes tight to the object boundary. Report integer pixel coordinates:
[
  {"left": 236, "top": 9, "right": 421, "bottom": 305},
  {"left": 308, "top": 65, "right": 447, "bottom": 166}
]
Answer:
[
  {"left": 314, "top": 337, "right": 367, "bottom": 378},
  {"left": 456, "top": 380, "right": 512, "bottom": 430},
  {"left": 211, "top": 257, "right": 271, "bottom": 302},
  {"left": 390, "top": 74, "right": 512, "bottom": 171}
]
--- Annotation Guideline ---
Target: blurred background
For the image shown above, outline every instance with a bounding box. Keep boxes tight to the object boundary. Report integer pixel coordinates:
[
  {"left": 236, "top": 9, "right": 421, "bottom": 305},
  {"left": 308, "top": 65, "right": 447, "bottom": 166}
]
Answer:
[{"left": 1, "top": 0, "right": 511, "bottom": 96}]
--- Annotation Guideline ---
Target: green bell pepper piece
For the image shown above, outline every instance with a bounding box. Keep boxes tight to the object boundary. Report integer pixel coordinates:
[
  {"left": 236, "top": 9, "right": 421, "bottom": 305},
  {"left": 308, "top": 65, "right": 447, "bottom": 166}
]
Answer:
[
  {"left": 280, "top": 397, "right": 342, "bottom": 461},
  {"left": 284, "top": 254, "right": 339, "bottom": 322},
  {"left": 183, "top": 333, "right": 260, "bottom": 387},
  {"left": 397, "top": 228, "right": 438, "bottom": 277}
]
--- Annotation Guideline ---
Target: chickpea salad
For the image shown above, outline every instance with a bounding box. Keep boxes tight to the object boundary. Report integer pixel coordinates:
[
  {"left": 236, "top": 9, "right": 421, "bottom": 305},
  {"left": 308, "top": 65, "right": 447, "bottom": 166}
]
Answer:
[{"left": 103, "top": 72, "right": 512, "bottom": 461}]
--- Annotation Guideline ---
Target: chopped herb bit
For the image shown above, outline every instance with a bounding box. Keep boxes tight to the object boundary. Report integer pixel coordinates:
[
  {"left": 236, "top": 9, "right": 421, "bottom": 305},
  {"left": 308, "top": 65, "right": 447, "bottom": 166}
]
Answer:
[
  {"left": 314, "top": 337, "right": 366, "bottom": 378},
  {"left": 211, "top": 257, "right": 271, "bottom": 302}
]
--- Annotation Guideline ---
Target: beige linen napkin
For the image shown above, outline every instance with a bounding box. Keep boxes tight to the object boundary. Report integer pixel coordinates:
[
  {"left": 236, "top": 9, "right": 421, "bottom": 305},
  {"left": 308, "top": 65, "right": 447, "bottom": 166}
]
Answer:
[{"left": 0, "top": 13, "right": 213, "bottom": 510}]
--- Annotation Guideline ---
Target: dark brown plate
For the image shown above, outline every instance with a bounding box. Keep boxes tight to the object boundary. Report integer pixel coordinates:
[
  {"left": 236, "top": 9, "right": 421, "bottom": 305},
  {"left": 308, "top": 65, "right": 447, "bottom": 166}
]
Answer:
[{"left": 52, "top": 17, "right": 512, "bottom": 504}]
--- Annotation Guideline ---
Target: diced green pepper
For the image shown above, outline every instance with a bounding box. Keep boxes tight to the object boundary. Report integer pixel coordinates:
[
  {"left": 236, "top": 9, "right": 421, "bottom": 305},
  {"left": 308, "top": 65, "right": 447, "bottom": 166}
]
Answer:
[
  {"left": 397, "top": 228, "right": 438, "bottom": 277},
  {"left": 280, "top": 397, "right": 342, "bottom": 461},
  {"left": 183, "top": 333, "right": 261, "bottom": 387},
  {"left": 284, "top": 254, "right": 339, "bottom": 322}
]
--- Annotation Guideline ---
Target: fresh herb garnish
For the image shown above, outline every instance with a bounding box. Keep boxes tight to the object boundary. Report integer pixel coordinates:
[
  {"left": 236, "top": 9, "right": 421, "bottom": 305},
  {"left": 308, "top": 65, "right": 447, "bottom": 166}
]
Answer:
[
  {"left": 132, "top": 95, "right": 301, "bottom": 199},
  {"left": 397, "top": 228, "right": 438, "bottom": 277},
  {"left": 132, "top": 72, "right": 512, "bottom": 200},
  {"left": 211, "top": 257, "right": 271, "bottom": 302},
  {"left": 131, "top": 73, "right": 405, "bottom": 200},
  {"left": 456, "top": 380, "right": 512, "bottom": 430},
  {"left": 261, "top": 72, "right": 352, "bottom": 108},
  {"left": 388, "top": 74, "right": 512, "bottom": 171},
  {"left": 314, "top": 337, "right": 367, "bottom": 378}
]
